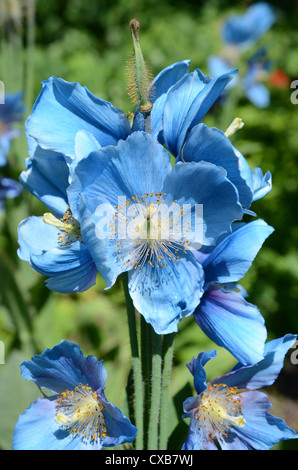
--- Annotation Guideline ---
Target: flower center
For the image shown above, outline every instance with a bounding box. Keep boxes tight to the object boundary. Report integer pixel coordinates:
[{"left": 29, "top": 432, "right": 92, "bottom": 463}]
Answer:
[
  {"left": 195, "top": 383, "right": 246, "bottom": 440},
  {"left": 111, "top": 193, "right": 191, "bottom": 270},
  {"left": 43, "top": 205, "right": 82, "bottom": 247},
  {"left": 55, "top": 383, "right": 107, "bottom": 443}
]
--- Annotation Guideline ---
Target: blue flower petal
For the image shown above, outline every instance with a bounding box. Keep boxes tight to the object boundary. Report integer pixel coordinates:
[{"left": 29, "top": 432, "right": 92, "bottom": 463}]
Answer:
[
  {"left": 68, "top": 131, "right": 172, "bottom": 219},
  {"left": 203, "top": 219, "right": 274, "bottom": 285},
  {"left": 163, "top": 69, "right": 237, "bottom": 156},
  {"left": 246, "top": 82, "right": 270, "bottom": 108},
  {"left": 232, "top": 390, "right": 298, "bottom": 450},
  {"left": 252, "top": 168, "right": 272, "bottom": 201},
  {"left": 182, "top": 428, "right": 218, "bottom": 450},
  {"left": 20, "top": 145, "right": 69, "bottom": 216},
  {"left": 162, "top": 161, "right": 243, "bottom": 247},
  {"left": 128, "top": 250, "right": 205, "bottom": 334},
  {"left": 20, "top": 340, "right": 108, "bottom": 394},
  {"left": 69, "top": 130, "right": 101, "bottom": 183},
  {"left": 181, "top": 123, "right": 253, "bottom": 208},
  {"left": 133, "top": 60, "right": 191, "bottom": 138},
  {"left": 102, "top": 401, "right": 138, "bottom": 448},
  {"left": 13, "top": 397, "right": 77, "bottom": 450},
  {"left": 186, "top": 350, "right": 217, "bottom": 395},
  {"left": 222, "top": 2, "right": 276, "bottom": 50},
  {"left": 216, "top": 334, "right": 297, "bottom": 390},
  {"left": 26, "top": 76, "right": 131, "bottom": 159},
  {"left": 194, "top": 286, "right": 267, "bottom": 364},
  {"left": 17, "top": 216, "right": 97, "bottom": 293}
]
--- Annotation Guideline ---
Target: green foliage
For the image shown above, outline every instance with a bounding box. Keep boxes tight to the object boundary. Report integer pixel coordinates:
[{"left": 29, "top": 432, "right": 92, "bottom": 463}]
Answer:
[{"left": 1, "top": 0, "right": 298, "bottom": 450}]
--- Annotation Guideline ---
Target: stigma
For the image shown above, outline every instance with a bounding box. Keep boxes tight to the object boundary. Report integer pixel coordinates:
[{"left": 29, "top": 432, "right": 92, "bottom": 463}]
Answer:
[
  {"left": 43, "top": 205, "right": 82, "bottom": 247},
  {"left": 111, "top": 192, "right": 191, "bottom": 270},
  {"left": 195, "top": 383, "right": 246, "bottom": 440},
  {"left": 55, "top": 383, "right": 107, "bottom": 444}
]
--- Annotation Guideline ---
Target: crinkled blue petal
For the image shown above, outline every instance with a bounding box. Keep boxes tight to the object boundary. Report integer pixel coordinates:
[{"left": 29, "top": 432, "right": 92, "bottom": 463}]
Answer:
[
  {"left": 19, "top": 145, "right": 69, "bottom": 216},
  {"left": 180, "top": 123, "right": 253, "bottom": 208},
  {"left": 252, "top": 168, "right": 272, "bottom": 201},
  {"left": 163, "top": 69, "right": 237, "bottom": 156},
  {"left": 69, "top": 130, "right": 101, "bottom": 183},
  {"left": 194, "top": 286, "right": 267, "bottom": 365},
  {"left": 232, "top": 391, "right": 298, "bottom": 449},
  {"left": 102, "top": 400, "right": 138, "bottom": 448},
  {"left": 216, "top": 334, "right": 297, "bottom": 390},
  {"left": 162, "top": 161, "right": 243, "bottom": 247},
  {"left": 182, "top": 427, "right": 218, "bottom": 450},
  {"left": 20, "top": 340, "right": 108, "bottom": 394},
  {"left": 68, "top": 131, "right": 172, "bottom": 220},
  {"left": 133, "top": 60, "right": 191, "bottom": 138},
  {"left": 202, "top": 219, "right": 274, "bottom": 285},
  {"left": 18, "top": 216, "right": 97, "bottom": 293},
  {"left": 26, "top": 76, "right": 131, "bottom": 159},
  {"left": 12, "top": 397, "right": 80, "bottom": 450},
  {"left": 186, "top": 350, "right": 217, "bottom": 395},
  {"left": 128, "top": 250, "right": 205, "bottom": 334}
]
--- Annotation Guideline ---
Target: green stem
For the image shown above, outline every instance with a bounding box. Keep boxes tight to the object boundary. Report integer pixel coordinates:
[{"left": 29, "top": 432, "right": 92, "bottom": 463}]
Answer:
[
  {"left": 25, "top": 0, "right": 36, "bottom": 111},
  {"left": 148, "top": 329, "right": 162, "bottom": 450},
  {"left": 159, "top": 333, "right": 175, "bottom": 450},
  {"left": 121, "top": 272, "right": 144, "bottom": 450},
  {"left": 140, "top": 316, "right": 152, "bottom": 449}
]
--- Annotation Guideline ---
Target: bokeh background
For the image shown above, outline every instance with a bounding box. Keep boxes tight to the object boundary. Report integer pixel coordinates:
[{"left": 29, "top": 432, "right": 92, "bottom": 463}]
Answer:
[{"left": 0, "top": 0, "right": 298, "bottom": 450}]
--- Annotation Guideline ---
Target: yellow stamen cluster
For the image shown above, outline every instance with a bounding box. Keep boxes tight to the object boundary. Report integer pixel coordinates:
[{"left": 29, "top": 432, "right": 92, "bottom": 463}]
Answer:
[
  {"left": 43, "top": 205, "right": 82, "bottom": 247},
  {"left": 55, "top": 383, "right": 107, "bottom": 444},
  {"left": 110, "top": 192, "right": 191, "bottom": 270},
  {"left": 195, "top": 383, "right": 246, "bottom": 440}
]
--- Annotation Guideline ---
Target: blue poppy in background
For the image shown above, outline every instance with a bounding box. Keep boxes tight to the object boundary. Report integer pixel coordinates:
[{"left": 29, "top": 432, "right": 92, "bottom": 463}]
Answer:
[
  {"left": 207, "top": 50, "right": 272, "bottom": 108},
  {"left": 68, "top": 131, "right": 243, "bottom": 335},
  {"left": 0, "top": 91, "right": 24, "bottom": 166},
  {"left": 0, "top": 175, "right": 22, "bottom": 211},
  {"left": 13, "top": 341, "right": 138, "bottom": 450},
  {"left": 182, "top": 334, "right": 298, "bottom": 450},
  {"left": 193, "top": 219, "right": 274, "bottom": 365},
  {"left": 207, "top": 2, "right": 275, "bottom": 109},
  {"left": 221, "top": 2, "right": 276, "bottom": 51}
]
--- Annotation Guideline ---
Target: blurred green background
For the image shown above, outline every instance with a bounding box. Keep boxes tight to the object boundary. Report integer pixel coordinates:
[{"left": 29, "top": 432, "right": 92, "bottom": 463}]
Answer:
[{"left": 0, "top": 0, "right": 298, "bottom": 450}]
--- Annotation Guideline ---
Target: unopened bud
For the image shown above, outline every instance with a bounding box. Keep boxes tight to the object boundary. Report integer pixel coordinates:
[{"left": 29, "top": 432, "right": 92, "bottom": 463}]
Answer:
[{"left": 126, "top": 18, "right": 153, "bottom": 114}]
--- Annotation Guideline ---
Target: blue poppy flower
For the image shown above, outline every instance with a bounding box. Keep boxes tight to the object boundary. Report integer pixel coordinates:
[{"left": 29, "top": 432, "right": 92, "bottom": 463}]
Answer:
[
  {"left": 0, "top": 91, "right": 24, "bottom": 166},
  {"left": 0, "top": 175, "right": 23, "bottom": 211},
  {"left": 13, "top": 341, "right": 138, "bottom": 450},
  {"left": 17, "top": 64, "right": 245, "bottom": 298},
  {"left": 133, "top": 60, "right": 236, "bottom": 157},
  {"left": 221, "top": 2, "right": 276, "bottom": 51},
  {"left": 17, "top": 139, "right": 98, "bottom": 293},
  {"left": 182, "top": 334, "right": 298, "bottom": 450},
  {"left": 193, "top": 219, "right": 273, "bottom": 364},
  {"left": 68, "top": 130, "right": 243, "bottom": 335},
  {"left": 242, "top": 51, "right": 271, "bottom": 108},
  {"left": 207, "top": 50, "right": 271, "bottom": 109}
]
